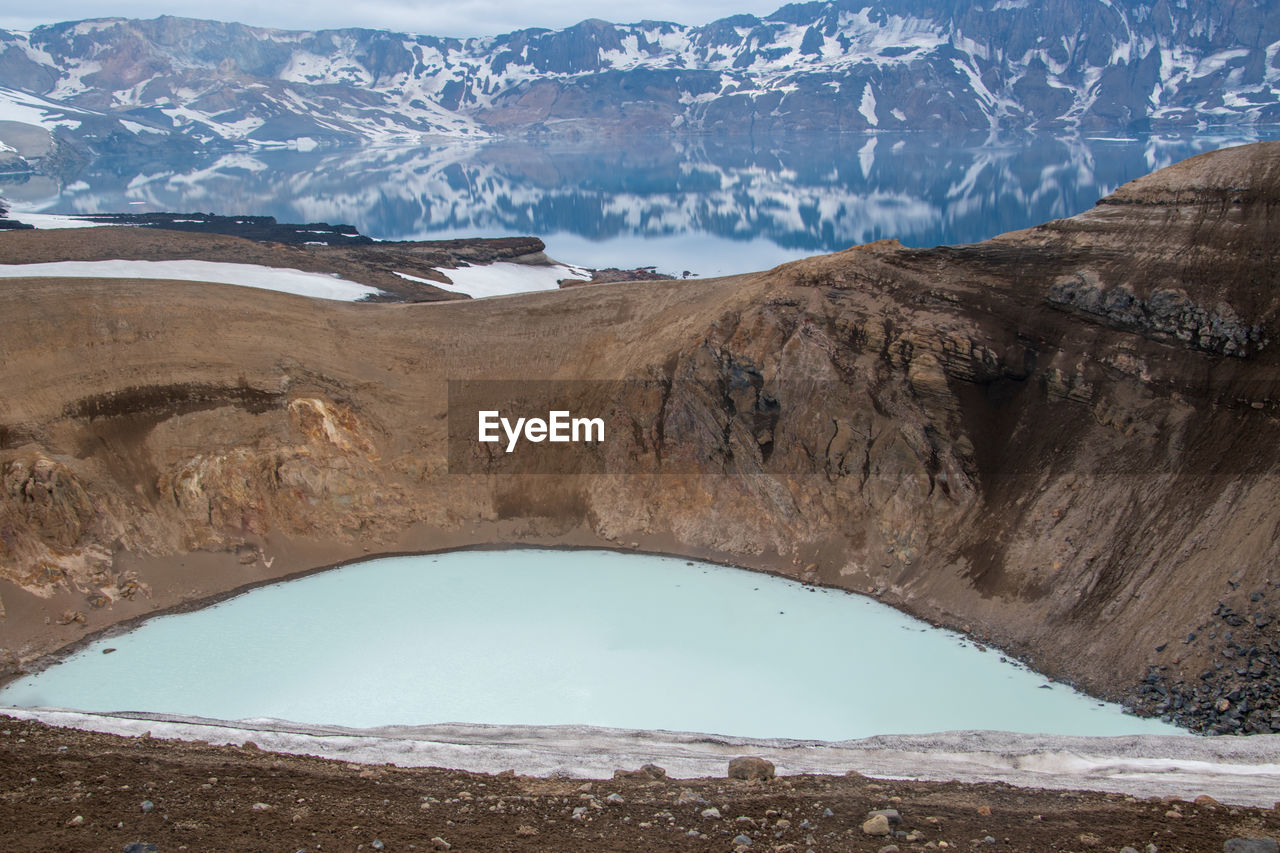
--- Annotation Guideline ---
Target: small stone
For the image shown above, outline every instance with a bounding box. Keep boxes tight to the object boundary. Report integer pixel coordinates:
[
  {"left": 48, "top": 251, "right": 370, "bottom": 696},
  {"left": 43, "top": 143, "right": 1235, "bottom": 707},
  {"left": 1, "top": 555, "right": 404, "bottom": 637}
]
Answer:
[
  {"left": 676, "top": 788, "right": 702, "bottom": 805},
  {"left": 868, "top": 809, "right": 902, "bottom": 826},
  {"left": 615, "top": 764, "right": 668, "bottom": 781},
  {"left": 728, "top": 756, "right": 776, "bottom": 781},
  {"left": 605, "top": 793, "right": 625, "bottom": 804},
  {"left": 58, "top": 609, "right": 87, "bottom": 625},
  {"left": 701, "top": 807, "right": 722, "bottom": 819},
  {"left": 1164, "top": 809, "right": 1183, "bottom": 819},
  {"left": 140, "top": 800, "right": 154, "bottom": 814},
  {"left": 123, "top": 845, "right": 159, "bottom": 853},
  {"left": 515, "top": 825, "right": 538, "bottom": 837},
  {"left": 1223, "top": 840, "right": 1280, "bottom": 853},
  {"left": 67, "top": 815, "right": 85, "bottom": 826},
  {"left": 822, "top": 807, "right": 834, "bottom": 818},
  {"left": 977, "top": 805, "right": 991, "bottom": 817},
  {"left": 1120, "top": 847, "right": 1141, "bottom": 853},
  {"left": 571, "top": 806, "right": 588, "bottom": 820},
  {"left": 1195, "top": 794, "right": 1221, "bottom": 806},
  {"left": 862, "top": 814, "right": 892, "bottom": 836},
  {"left": 732, "top": 834, "right": 753, "bottom": 846},
  {"left": 251, "top": 802, "right": 272, "bottom": 811},
  {"left": 371, "top": 842, "right": 385, "bottom": 851},
  {"left": 1079, "top": 833, "right": 1103, "bottom": 847},
  {"left": 429, "top": 838, "right": 451, "bottom": 851},
  {"left": 879, "top": 847, "right": 902, "bottom": 853}
]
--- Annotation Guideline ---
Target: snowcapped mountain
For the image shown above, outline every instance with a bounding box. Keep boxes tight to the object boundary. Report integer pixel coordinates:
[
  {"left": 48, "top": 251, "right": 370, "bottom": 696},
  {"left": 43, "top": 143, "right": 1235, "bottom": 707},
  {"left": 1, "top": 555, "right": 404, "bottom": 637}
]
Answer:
[{"left": 0, "top": 0, "right": 1276, "bottom": 159}]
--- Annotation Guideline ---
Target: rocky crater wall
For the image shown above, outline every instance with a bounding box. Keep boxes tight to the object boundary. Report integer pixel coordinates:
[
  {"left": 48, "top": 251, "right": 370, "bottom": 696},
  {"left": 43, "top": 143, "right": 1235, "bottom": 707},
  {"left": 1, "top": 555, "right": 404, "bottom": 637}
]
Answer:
[{"left": 1, "top": 143, "right": 1279, "bottom": 734}]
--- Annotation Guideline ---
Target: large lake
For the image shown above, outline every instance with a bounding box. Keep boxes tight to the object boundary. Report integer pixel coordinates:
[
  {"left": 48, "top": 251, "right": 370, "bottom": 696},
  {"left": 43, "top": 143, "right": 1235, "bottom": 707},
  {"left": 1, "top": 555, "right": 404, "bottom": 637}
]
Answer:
[
  {"left": 0, "top": 550, "right": 1181, "bottom": 739},
  {"left": 6, "top": 129, "right": 1278, "bottom": 276}
]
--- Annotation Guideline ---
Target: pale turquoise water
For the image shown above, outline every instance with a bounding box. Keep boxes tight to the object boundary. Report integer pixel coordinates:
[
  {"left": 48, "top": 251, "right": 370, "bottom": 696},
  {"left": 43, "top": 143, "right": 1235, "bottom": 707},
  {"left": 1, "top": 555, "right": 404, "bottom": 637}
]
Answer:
[{"left": 0, "top": 550, "right": 1182, "bottom": 739}]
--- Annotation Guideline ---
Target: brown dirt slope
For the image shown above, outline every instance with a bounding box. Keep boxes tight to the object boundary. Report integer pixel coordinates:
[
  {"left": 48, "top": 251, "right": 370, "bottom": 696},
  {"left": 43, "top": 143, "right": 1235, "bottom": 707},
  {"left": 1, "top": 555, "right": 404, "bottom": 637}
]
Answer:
[{"left": 1, "top": 142, "right": 1279, "bottom": 734}]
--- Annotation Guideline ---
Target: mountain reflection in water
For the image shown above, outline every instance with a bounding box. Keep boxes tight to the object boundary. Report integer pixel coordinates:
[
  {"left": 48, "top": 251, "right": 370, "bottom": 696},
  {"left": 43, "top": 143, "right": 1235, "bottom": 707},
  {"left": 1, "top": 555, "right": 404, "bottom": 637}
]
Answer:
[{"left": 10, "top": 128, "right": 1277, "bottom": 276}]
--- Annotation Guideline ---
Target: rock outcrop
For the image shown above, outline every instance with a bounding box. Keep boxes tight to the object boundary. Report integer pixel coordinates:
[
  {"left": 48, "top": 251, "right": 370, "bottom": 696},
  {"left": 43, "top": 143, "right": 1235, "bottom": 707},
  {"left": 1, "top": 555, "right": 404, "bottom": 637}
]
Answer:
[{"left": 1, "top": 142, "right": 1279, "bottom": 734}]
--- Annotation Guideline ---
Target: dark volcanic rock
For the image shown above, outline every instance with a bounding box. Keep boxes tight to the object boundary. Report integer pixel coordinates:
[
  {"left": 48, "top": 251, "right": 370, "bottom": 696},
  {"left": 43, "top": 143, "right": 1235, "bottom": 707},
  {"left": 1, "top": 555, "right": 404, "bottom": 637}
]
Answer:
[
  {"left": 1047, "top": 275, "right": 1266, "bottom": 357},
  {"left": 1224, "top": 840, "right": 1280, "bottom": 853},
  {"left": 76, "top": 212, "right": 375, "bottom": 246}
]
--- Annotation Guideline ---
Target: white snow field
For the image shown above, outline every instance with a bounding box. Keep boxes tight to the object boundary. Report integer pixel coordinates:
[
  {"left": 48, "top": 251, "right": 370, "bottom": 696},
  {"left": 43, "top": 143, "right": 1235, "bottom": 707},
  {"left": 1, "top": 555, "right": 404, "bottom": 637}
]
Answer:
[
  {"left": 0, "top": 259, "right": 382, "bottom": 301},
  {"left": 399, "top": 260, "right": 591, "bottom": 298},
  {"left": 4, "top": 212, "right": 109, "bottom": 229}
]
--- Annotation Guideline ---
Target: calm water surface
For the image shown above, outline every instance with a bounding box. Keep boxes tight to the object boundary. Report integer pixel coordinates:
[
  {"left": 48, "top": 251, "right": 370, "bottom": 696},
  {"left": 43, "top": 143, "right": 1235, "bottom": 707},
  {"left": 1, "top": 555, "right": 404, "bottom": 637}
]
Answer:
[
  {"left": 8, "top": 129, "right": 1277, "bottom": 276},
  {"left": 0, "top": 550, "right": 1182, "bottom": 739}
]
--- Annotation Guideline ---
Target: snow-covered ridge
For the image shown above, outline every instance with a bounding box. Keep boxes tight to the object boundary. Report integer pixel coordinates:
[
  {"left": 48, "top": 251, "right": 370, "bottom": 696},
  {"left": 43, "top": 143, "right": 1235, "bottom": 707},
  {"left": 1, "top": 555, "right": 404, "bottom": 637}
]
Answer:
[{"left": 0, "top": 0, "right": 1274, "bottom": 154}]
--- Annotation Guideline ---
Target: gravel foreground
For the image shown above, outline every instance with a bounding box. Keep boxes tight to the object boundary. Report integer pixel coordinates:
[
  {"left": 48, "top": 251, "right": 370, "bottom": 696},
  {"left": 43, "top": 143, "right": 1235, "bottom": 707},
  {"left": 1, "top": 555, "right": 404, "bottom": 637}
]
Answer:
[{"left": 3, "top": 716, "right": 1278, "bottom": 852}]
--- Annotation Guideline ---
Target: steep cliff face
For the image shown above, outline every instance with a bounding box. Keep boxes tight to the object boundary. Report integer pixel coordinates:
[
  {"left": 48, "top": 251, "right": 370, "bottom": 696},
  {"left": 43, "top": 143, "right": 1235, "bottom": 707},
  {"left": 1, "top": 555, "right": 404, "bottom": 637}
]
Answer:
[{"left": 1, "top": 142, "right": 1278, "bottom": 733}]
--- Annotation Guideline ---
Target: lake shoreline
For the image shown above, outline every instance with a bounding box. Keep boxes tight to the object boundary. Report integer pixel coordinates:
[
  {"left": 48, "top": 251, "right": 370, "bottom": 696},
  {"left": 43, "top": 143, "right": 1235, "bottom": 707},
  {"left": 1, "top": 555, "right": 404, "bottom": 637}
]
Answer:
[{"left": 2, "top": 548, "right": 1176, "bottom": 740}]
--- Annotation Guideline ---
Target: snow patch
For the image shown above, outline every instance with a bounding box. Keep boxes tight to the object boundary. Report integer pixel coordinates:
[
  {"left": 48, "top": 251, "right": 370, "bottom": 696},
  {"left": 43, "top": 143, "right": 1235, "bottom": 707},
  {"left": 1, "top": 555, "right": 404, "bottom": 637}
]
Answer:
[
  {"left": 7, "top": 212, "right": 109, "bottom": 229},
  {"left": 409, "top": 262, "right": 590, "bottom": 299},
  {"left": 0, "top": 87, "right": 84, "bottom": 130},
  {"left": 0, "top": 260, "right": 381, "bottom": 301},
  {"left": 858, "top": 83, "right": 879, "bottom": 126}
]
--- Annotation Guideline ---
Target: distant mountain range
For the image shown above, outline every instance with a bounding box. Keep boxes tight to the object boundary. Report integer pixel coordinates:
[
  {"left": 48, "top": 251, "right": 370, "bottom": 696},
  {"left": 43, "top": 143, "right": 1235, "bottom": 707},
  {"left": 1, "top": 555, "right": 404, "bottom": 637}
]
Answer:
[{"left": 0, "top": 0, "right": 1277, "bottom": 166}]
